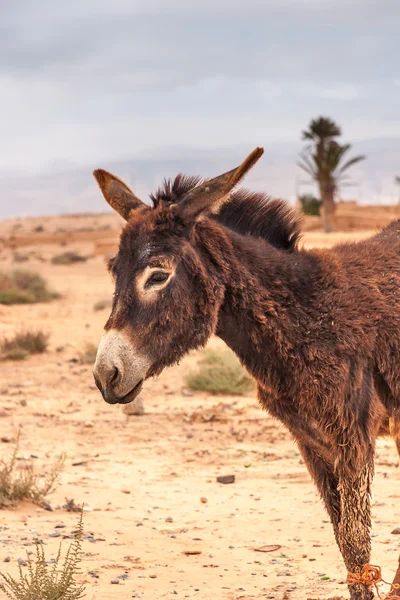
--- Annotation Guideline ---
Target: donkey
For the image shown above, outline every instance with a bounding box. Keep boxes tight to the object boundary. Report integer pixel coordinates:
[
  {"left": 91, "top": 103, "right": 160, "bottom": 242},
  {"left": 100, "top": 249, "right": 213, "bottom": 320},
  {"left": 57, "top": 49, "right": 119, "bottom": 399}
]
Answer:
[{"left": 92, "top": 148, "right": 400, "bottom": 600}]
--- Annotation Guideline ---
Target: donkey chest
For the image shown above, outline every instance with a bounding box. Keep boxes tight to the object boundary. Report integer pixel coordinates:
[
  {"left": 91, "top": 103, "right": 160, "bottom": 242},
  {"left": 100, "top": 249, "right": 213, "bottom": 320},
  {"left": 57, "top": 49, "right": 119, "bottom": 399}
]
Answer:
[{"left": 257, "top": 383, "right": 333, "bottom": 448}]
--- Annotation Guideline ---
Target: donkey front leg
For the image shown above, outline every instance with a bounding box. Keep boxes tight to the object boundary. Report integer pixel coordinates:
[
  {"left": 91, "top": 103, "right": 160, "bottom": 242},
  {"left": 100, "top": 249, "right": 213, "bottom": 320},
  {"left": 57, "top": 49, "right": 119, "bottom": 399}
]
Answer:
[
  {"left": 337, "top": 457, "right": 375, "bottom": 600},
  {"left": 297, "top": 441, "right": 341, "bottom": 543}
]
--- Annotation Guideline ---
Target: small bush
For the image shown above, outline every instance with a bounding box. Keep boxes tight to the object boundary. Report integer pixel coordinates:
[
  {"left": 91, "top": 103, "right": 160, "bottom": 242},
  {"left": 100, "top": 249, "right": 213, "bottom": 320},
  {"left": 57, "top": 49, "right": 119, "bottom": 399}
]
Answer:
[
  {"left": 0, "top": 511, "right": 85, "bottom": 600},
  {"left": 52, "top": 252, "right": 87, "bottom": 265},
  {"left": 1, "top": 329, "right": 49, "bottom": 361},
  {"left": 298, "top": 194, "right": 323, "bottom": 216},
  {"left": 186, "top": 349, "right": 254, "bottom": 395},
  {"left": 0, "top": 270, "right": 60, "bottom": 305},
  {"left": 0, "top": 433, "right": 64, "bottom": 508},
  {"left": 93, "top": 297, "right": 112, "bottom": 311},
  {"left": 78, "top": 342, "right": 97, "bottom": 365}
]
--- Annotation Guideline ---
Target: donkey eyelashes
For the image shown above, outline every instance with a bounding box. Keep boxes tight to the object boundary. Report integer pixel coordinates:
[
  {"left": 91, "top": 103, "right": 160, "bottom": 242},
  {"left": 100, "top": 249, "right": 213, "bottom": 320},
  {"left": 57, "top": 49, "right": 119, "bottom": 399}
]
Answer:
[{"left": 145, "top": 271, "right": 170, "bottom": 288}]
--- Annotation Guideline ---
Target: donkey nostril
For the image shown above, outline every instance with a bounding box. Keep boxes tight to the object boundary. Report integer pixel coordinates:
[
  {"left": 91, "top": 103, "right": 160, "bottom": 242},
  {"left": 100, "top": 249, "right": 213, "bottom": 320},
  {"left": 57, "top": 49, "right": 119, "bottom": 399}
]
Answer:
[{"left": 109, "top": 366, "right": 119, "bottom": 386}]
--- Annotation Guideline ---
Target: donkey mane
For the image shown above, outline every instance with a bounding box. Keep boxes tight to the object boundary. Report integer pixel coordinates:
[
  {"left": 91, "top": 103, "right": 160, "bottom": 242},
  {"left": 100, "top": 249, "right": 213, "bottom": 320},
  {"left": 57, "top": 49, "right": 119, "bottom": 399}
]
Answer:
[{"left": 150, "top": 175, "right": 301, "bottom": 252}]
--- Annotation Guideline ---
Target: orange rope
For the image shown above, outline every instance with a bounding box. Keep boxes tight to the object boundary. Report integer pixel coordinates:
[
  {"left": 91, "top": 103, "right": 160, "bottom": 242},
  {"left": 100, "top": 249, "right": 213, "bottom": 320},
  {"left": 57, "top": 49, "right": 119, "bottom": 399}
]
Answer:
[{"left": 346, "top": 564, "right": 400, "bottom": 599}]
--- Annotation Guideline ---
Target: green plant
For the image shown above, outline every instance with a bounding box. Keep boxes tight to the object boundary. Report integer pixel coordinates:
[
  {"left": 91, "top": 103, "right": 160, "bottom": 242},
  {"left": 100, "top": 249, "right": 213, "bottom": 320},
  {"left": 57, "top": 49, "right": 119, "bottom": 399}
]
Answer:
[
  {"left": 298, "top": 194, "right": 323, "bottom": 216},
  {"left": 51, "top": 252, "right": 87, "bottom": 265},
  {"left": 0, "top": 433, "right": 64, "bottom": 508},
  {"left": 1, "top": 329, "right": 49, "bottom": 361},
  {"left": 0, "top": 270, "right": 60, "bottom": 305},
  {"left": 186, "top": 349, "right": 254, "bottom": 395},
  {"left": 0, "top": 511, "right": 86, "bottom": 599}
]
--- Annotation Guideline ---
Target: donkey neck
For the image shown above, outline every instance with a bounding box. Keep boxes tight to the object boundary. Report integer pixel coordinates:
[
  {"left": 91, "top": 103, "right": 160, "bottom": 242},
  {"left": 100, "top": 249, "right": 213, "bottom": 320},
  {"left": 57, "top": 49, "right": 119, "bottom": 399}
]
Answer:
[{"left": 197, "top": 220, "right": 321, "bottom": 391}]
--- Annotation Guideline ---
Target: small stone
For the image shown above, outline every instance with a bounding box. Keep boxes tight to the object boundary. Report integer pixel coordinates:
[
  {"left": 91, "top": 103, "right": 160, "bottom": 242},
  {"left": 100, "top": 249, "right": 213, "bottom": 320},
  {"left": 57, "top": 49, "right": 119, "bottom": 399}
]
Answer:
[
  {"left": 111, "top": 579, "right": 120, "bottom": 584},
  {"left": 3, "top": 556, "right": 11, "bottom": 562},
  {"left": 18, "top": 557, "right": 27, "bottom": 566},
  {"left": 165, "top": 517, "right": 173, "bottom": 523},
  {"left": 84, "top": 420, "right": 93, "bottom": 428},
  {"left": 121, "top": 489, "right": 131, "bottom": 494},
  {"left": 122, "top": 396, "right": 145, "bottom": 416},
  {"left": 216, "top": 475, "right": 235, "bottom": 484},
  {"left": 54, "top": 523, "right": 66, "bottom": 529},
  {"left": 200, "top": 497, "right": 208, "bottom": 504},
  {"left": 392, "top": 528, "right": 400, "bottom": 534},
  {"left": 149, "top": 574, "right": 157, "bottom": 578}
]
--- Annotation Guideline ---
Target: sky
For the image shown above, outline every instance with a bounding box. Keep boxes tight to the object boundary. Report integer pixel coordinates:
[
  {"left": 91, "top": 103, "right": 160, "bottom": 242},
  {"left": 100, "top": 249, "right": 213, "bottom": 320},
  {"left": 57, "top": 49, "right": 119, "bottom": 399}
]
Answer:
[{"left": 1, "top": 0, "right": 400, "bottom": 216}]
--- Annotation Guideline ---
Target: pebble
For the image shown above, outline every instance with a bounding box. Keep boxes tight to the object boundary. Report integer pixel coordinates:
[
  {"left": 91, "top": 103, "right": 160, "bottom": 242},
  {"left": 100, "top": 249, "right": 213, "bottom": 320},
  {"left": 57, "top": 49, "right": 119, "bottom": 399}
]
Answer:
[
  {"left": 17, "top": 557, "right": 27, "bottom": 566},
  {"left": 110, "top": 579, "right": 120, "bottom": 584},
  {"left": 3, "top": 556, "right": 10, "bottom": 562},
  {"left": 200, "top": 497, "right": 208, "bottom": 504},
  {"left": 216, "top": 475, "right": 235, "bottom": 484}
]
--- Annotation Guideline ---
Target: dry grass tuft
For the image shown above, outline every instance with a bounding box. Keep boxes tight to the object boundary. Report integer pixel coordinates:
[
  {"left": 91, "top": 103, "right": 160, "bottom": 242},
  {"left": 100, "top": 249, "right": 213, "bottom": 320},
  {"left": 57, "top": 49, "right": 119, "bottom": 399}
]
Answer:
[
  {"left": 93, "top": 297, "right": 112, "bottom": 311},
  {"left": 0, "top": 270, "right": 60, "bottom": 305},
  {"left": 185, "top": 349, "right": 254, "bottom": 395},
  {"left": 0, "top": 511, "right": 86, "bottom": 599},
  {"left": 78, "top": 342, "right": 98, "bottom": 365},
  {"left": 0, "top": 432, "right": 64, "bottom": 508},
  {"left": 51, "top": 251, "right": 88, "bottom": 265},
  {"left": 0, "top": 329, "right": 49, "bottom": 361}
]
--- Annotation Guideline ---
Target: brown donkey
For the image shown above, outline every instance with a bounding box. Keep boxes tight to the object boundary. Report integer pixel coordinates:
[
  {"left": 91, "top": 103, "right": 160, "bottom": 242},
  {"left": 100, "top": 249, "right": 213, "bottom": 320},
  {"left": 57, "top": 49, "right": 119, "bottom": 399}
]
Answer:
[{"left": 93, "top": 148, "right": 400, "bottom": 600}]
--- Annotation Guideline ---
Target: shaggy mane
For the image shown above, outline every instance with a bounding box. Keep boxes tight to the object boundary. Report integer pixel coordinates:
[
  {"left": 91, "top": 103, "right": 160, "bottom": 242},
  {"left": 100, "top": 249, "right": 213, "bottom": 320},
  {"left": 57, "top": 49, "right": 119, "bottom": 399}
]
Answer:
[{"left": 150, "top": 174, "right": 301, "bottom": 252}]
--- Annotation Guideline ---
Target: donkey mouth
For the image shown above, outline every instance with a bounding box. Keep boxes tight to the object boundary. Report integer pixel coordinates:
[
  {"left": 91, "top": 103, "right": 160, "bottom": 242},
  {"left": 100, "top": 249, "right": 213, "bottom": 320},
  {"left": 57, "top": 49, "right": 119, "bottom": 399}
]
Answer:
[{"left": 106, "top": 380, "right": 144, "bottom": 405}]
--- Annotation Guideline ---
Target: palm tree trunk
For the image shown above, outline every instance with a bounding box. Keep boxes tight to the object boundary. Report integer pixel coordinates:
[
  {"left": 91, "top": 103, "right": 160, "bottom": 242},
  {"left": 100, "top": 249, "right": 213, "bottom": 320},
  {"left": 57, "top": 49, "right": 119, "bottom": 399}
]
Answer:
[{"left": 319, "top": 180, "right": 336, "bottom": 233}]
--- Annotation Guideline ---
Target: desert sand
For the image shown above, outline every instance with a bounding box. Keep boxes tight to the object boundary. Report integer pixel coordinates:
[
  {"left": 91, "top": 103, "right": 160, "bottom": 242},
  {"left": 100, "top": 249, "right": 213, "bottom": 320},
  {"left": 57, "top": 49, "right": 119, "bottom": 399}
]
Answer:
[{"left": 0, "top": 213, "right": 400, "bottom": 600}]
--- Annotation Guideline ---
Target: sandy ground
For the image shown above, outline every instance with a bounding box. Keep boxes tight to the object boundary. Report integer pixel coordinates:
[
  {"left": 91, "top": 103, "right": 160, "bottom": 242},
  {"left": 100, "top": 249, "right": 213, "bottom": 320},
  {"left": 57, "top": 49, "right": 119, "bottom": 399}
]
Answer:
[{"left": 1, "top": 215, "right": 400, "bottom": 600}]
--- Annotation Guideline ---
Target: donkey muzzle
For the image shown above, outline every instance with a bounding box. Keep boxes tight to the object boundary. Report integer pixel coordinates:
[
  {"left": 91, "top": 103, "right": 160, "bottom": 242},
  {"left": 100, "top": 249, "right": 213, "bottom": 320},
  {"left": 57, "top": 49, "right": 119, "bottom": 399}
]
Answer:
[{"left": 93, "top": 330, "right": 150, "bottom": 405}]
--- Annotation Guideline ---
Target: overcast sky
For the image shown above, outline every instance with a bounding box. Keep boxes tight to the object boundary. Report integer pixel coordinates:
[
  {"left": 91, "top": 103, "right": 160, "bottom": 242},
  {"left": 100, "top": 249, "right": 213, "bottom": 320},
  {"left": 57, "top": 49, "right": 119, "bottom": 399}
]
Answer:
[{"left": 1, "top": 0, "right": 399, "bottom": 172}]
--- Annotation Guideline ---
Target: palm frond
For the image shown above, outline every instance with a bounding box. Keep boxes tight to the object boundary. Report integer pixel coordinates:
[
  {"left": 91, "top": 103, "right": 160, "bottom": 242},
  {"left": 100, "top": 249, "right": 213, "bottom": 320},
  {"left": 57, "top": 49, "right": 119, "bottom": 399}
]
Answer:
[{"left": 337, "top": 155, "right": 366, "bottom": 175}]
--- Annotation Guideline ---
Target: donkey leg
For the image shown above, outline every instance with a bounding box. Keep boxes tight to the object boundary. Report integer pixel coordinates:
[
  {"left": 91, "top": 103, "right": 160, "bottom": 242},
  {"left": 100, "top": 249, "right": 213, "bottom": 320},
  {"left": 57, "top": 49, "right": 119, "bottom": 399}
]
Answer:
[
  {"left": 297, "top": 441, "right": 341, "bottom": 542},
  {"left": 337, "top": 457, "right": 375, "bottom": 600}
]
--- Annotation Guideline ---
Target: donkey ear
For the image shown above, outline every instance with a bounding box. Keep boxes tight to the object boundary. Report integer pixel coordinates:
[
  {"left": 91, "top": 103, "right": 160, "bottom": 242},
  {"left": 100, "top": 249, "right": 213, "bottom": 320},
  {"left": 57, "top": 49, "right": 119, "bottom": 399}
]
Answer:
[
  {"left": 93, "top": 169, "right": 145, "bottom": 221},
  {"left": 178, "top": 147, "right": 264, "bottom": 221}
]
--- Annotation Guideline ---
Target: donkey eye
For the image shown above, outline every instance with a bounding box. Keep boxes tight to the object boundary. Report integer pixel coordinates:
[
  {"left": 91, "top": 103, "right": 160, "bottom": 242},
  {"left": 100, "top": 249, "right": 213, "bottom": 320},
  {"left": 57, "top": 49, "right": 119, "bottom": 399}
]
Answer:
[{"left": 145, "top": 271, "right": 170, "bottom": 287}]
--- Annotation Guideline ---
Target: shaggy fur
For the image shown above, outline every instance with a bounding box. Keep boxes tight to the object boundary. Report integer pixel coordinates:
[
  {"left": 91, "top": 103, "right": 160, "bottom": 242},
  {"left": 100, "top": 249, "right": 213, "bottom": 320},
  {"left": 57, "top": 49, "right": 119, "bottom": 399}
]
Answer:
[
  {"left": 151, "top": 176, "right": 301, "bottom": 251},
  {"left": 94, "top": 165, "right": 400, "bottom": 600}
]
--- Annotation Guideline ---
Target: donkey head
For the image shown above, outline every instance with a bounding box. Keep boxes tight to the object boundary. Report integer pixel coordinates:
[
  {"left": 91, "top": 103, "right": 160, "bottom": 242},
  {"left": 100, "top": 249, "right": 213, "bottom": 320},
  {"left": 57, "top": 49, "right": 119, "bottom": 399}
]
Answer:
[{"left": 93, "top": 148, "right": 263, "bottom": 405}]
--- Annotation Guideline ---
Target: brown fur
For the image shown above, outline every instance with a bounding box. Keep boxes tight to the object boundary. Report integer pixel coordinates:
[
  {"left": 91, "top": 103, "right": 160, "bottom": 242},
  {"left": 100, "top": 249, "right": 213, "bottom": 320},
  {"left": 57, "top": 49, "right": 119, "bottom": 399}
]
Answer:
[{"left": 95, "top": 164, "right": 400, "bottom": 600}]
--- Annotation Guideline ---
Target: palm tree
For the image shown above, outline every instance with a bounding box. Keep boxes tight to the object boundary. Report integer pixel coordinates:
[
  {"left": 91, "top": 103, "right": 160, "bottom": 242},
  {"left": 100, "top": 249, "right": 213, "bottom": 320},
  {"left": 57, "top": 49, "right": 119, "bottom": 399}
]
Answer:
[
  {"left": 299, "top": 117, "right": 365, "bottom": 232},
  {"left": 395, "top": 176, "right": 400, "bottom": 204},
  {"left": 302, "top": 116, "right": 342, "bottom": 147},
  {"left": 298, "top": 139, "right": 365, "bottom": 232}
]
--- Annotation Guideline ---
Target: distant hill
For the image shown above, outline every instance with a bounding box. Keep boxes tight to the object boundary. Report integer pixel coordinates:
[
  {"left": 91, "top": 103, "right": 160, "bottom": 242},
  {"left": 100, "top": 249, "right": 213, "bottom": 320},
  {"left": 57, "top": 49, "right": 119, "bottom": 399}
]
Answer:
[{"left": 1, "top": 139, "right": 399, "bottom": 218}]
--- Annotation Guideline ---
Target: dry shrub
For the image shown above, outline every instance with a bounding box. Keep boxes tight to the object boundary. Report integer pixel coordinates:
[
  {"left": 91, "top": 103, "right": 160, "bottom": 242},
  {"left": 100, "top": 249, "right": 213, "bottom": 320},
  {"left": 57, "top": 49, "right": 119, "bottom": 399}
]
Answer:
[
  {"left": 51, "top": 252, "right": 87, "bottom": 265},
  {"left": 0, "top": 329, "right": 49, "bottom": 361},
  {"left": 0, "top": 433, "right": 64, "bottom": 508},
  {"left": 0, "top": 270, "right": 60, "bottom": 305},
  {"left": 186, "top": 349, "right": 254, "bottom": 395},
  {"left": 0, "top": 511, "right": 85, "bottom": 600},
  {"left": 78, "top": 342, "right": 98, "bottom": 365},
  {"left": 93, "top": 297, "right": 112, "bottom": 311}
]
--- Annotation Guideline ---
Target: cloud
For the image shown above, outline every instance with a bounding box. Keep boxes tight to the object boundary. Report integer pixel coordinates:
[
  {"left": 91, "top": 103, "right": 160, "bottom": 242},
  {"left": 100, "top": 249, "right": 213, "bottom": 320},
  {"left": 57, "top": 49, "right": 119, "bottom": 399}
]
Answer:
[{"left": 0, "top": 0, "right": 399, "bottom": 196}]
